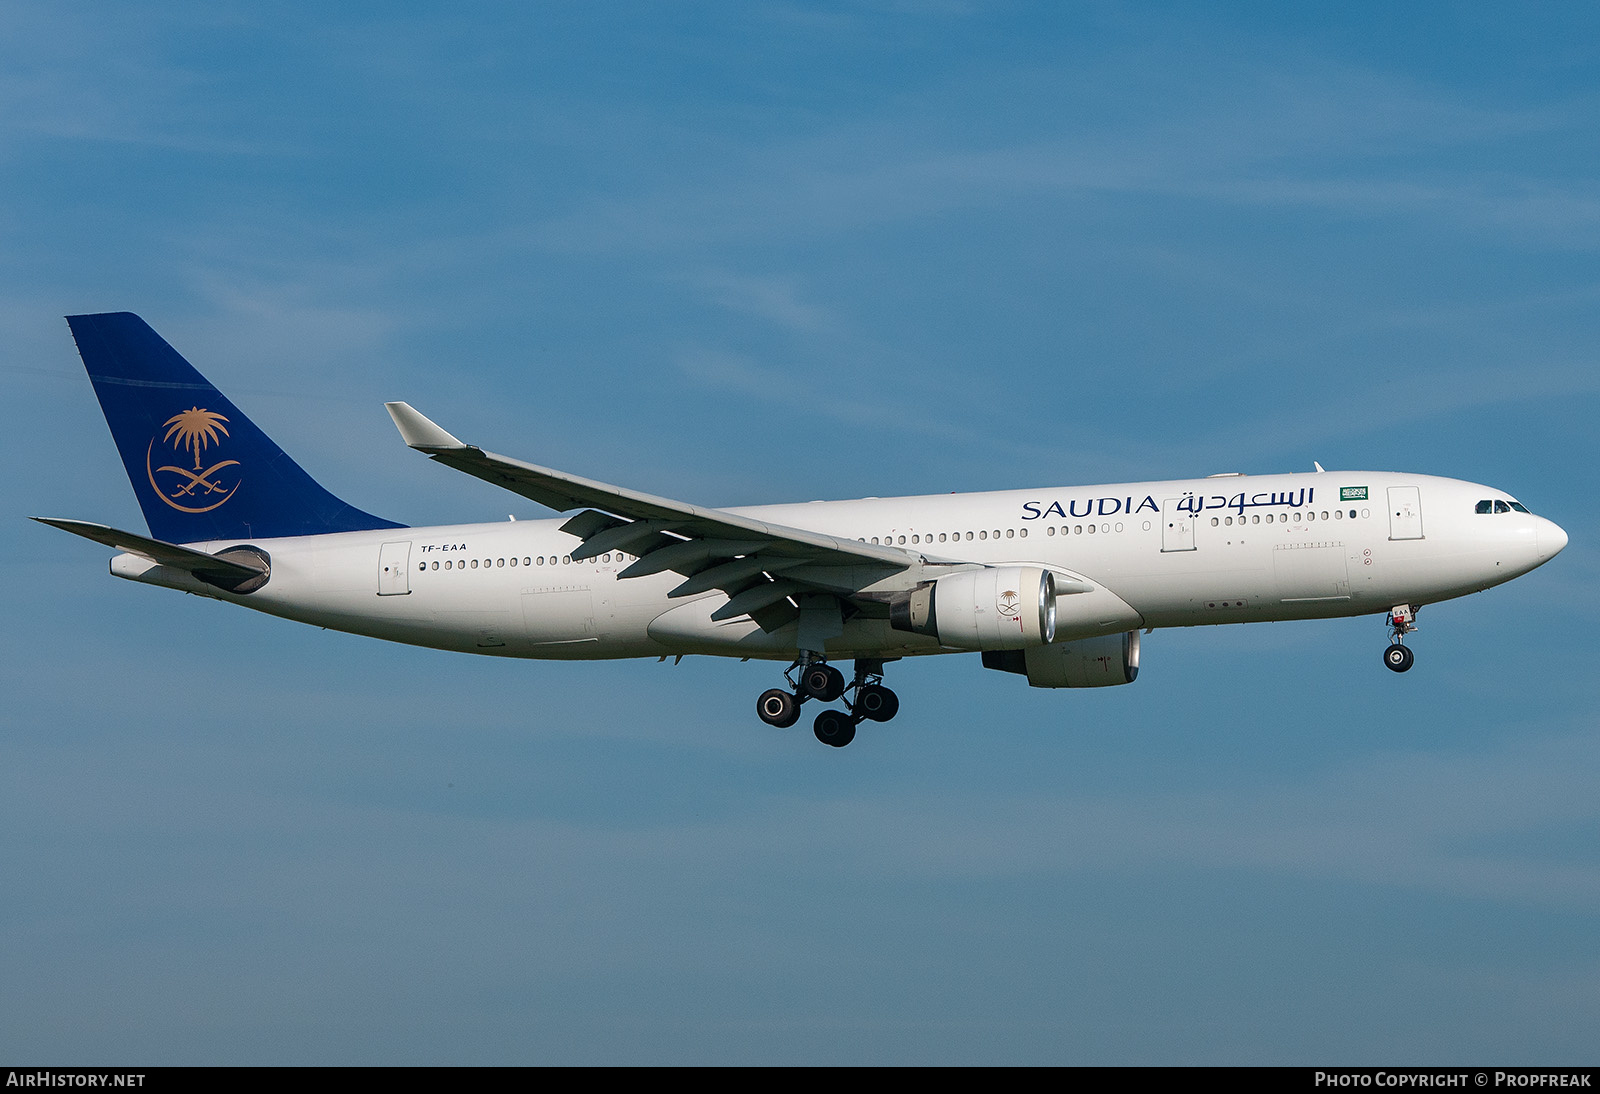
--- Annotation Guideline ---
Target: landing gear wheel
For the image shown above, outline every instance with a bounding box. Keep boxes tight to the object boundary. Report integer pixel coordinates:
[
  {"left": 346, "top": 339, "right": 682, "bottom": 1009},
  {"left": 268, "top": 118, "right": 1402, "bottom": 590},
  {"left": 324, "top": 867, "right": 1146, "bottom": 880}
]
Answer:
[
  {"left": 853, "top": 683, "right": 899, "bottom": 722},
  {"left": 801, "top": 664, "right": 846, "bottom": 703},
  {"left": 1384, "top": 644, "right": 1414, "bottom": 673},
  {"left": 757, "top": 688, "right": 801, "bottom": 728},
  {"left": 813, "top": 708, "right": 857, "bottom": 747}
]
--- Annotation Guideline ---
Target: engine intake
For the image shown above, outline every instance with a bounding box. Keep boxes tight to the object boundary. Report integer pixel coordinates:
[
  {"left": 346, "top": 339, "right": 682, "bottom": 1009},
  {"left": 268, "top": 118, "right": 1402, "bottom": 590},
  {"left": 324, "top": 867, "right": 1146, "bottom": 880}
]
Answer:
[{"left": 889, "top": 566, "right": 1056, "bottom": 650}]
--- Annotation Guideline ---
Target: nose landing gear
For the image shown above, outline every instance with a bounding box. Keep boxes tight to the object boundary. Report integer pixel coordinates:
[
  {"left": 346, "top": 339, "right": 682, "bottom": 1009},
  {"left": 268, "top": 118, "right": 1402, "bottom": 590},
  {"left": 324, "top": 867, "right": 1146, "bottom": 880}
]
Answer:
[
  {"left": 754, "top": 657, "right": 900, "bottom": 746},
  {"left": 1384, "top": 604, "right": 1418, "bottom": 673}
]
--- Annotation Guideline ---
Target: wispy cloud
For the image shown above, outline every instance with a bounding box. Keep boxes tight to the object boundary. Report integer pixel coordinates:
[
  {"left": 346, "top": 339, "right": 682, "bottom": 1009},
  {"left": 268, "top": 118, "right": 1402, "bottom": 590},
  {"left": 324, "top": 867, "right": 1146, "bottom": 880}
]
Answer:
[
  {"left": 529, "top": 53, "right": 1592, "bottom": 256},
  {"left": 787, "top": 727, "right": 1600, "bottom": 909},
  {"left": 675, "top": 271, "right": 840, "bottom": 336}
]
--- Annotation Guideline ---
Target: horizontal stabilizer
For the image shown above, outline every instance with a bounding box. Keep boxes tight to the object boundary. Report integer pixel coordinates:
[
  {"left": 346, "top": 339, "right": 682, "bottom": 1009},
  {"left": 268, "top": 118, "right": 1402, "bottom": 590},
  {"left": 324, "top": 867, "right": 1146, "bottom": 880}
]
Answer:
[{"left": 33, "top": 517, "right": 270, "bottom": 593}]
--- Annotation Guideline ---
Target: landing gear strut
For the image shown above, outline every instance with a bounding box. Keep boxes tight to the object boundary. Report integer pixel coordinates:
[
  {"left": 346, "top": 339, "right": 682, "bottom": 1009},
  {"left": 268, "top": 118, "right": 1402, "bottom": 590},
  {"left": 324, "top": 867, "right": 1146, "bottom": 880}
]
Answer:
[
  {"left": 754, "top": 656, "right": 900, "bottom": 746},
  {"left": 1384, "top": 604, "right": 1418, "bottom": 673},
  {"left": 846, "top": 660, "right": 899, "bottom": 723}
]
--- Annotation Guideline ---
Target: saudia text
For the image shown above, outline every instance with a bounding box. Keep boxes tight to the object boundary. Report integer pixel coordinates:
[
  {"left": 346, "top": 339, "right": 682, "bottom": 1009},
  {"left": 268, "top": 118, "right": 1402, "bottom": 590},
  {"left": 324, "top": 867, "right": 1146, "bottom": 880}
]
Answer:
[{"left": 1021, "top": 489, "right": 1314, "bottom": 521}]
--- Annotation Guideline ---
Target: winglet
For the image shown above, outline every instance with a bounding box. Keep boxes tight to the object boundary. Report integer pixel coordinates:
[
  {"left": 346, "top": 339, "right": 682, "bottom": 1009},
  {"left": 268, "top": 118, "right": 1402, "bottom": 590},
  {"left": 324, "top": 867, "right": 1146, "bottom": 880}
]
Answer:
[{"left": 385, "top": 402, "right": 467, "bottom": 451}]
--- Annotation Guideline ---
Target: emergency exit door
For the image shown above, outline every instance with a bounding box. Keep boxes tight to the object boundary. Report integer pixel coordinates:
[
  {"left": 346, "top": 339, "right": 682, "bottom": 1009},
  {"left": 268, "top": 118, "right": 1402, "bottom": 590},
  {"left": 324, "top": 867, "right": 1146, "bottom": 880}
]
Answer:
[
  {"left": 378, "top": 540, "right": 412, "bottom": 594},
  {"left": 1161, "top": 498, "right": 1197, "bottom": 552}
]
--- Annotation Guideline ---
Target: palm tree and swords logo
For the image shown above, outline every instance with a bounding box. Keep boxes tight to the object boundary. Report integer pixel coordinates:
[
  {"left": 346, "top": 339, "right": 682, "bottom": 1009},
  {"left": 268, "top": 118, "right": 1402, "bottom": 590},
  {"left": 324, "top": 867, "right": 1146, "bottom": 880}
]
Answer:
[{"left": 144, "top": 407, "right": 242, "bottom": 513}]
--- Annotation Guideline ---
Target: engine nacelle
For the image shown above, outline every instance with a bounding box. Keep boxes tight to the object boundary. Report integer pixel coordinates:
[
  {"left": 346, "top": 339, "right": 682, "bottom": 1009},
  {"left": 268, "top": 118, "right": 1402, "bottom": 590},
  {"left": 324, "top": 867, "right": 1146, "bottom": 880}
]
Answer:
[
  {"left": 981, "top": 630, "right": 1141, "bottom": 688},
  {"left": 889, "top": 566, "right": 1056, "bottom": 650}
]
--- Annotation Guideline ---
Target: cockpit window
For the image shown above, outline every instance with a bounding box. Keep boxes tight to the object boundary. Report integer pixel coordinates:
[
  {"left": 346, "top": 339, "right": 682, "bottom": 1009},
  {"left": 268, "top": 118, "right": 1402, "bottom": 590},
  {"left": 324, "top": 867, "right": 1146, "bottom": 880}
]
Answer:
[
  {"left": 1477, "top": 498, "right": 1532, "bottom": 515},
  {"left": 1476, "top": 500, "right": 1493, "bottom": 514},
  {"left": 1495, "top": 500, "right": 1511, "bottom": 514},
  {"left": 1509, "top": 501, "right": 1530, "bottom": 513}
]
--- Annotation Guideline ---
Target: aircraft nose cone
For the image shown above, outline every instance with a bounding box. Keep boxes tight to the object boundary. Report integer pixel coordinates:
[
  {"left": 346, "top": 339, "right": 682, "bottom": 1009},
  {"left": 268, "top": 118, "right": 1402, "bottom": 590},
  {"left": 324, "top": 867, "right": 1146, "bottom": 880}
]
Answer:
[{"left": 1540, "top": 518, "right": 1569, "bottom": 560}]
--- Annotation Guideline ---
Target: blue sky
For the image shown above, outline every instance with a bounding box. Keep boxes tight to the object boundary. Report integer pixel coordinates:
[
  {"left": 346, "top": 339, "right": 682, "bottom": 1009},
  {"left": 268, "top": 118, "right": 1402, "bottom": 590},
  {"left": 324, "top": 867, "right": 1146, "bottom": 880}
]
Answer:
[{"left": 4, "top": 1, "right": 1598, "bottom": 1064}]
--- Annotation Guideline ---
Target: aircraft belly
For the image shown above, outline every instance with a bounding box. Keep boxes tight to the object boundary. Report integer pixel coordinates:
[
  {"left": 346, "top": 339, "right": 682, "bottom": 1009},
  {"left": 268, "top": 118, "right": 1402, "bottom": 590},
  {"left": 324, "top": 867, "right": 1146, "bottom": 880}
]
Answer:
[
  {"left": 1378, "top": 544, "right": 1517, "bottom": 603},
  {"left": 647, "top": 596, "right": 939, "bottom": 659},
  {"left": 520, "top": 586, "right": 596, "bottom": 646},
  {"left": 1273, "top": 541, "right": 1351, "bottom": 603}
]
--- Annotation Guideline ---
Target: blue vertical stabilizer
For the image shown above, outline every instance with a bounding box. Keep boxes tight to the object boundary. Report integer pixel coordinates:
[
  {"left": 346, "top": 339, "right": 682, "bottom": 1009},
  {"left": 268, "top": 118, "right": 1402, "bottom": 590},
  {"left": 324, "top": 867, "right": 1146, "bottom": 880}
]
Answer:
[{"left": 67, "top": 312, "right": 404, "bottom": 543}]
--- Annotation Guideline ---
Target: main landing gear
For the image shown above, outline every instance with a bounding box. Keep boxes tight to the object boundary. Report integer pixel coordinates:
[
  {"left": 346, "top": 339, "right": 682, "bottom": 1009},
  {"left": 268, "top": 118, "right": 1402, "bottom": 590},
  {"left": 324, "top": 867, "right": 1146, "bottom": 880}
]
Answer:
[
  {"left": 1383, "top": 604, "right": 1418, "bottom": 673},
  {"left": 755, "top": 658, "right": 900, "bottom": 747}
]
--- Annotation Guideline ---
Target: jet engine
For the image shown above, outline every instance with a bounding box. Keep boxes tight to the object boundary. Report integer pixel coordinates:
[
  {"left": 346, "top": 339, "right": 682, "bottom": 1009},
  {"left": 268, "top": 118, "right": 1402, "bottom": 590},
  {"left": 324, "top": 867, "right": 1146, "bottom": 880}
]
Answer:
[
  {"left": 981, "top": 630, "right": 1141, "bottom": 688},
  {"left": 889, "top": 566, "right": 1056, "bottom": 650}
]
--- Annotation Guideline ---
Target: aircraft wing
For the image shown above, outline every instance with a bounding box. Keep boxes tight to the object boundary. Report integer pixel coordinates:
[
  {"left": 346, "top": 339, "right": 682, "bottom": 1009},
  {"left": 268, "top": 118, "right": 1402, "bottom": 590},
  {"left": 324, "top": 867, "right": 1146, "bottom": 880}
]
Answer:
[{"left": 386, "top": 402, "right": 917, "bottom": 629}]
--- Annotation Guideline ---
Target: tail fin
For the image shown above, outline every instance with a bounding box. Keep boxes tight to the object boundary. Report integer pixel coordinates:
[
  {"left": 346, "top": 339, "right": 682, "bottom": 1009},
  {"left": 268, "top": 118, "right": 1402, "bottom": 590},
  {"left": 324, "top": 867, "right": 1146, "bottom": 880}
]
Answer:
[{"left": 66, "top": 312, "right": 404, "bottom": 543}]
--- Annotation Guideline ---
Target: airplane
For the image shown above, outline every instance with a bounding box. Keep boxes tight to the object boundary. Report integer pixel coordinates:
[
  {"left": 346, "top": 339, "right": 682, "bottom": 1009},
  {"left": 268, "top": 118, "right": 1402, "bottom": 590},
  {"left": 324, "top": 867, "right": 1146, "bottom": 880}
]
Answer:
[{"left": 37, "top": 312, "right": 1569, "bottom": 747}]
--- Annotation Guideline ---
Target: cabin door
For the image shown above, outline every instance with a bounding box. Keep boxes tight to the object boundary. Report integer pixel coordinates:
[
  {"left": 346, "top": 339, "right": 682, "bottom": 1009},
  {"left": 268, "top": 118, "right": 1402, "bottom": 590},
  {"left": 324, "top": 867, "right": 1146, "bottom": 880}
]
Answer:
[{"left": 1387, "top": 486, "right": 1424, "bottom": 541}]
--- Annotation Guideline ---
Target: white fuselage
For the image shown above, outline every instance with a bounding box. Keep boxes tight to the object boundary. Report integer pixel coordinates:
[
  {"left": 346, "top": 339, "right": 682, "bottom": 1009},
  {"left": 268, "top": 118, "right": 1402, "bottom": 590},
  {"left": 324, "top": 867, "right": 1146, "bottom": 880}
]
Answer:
[{"left": 113, "top": 470, "right": 1566, "bottom": 662}]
